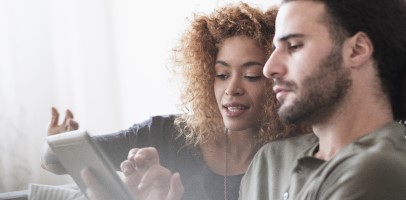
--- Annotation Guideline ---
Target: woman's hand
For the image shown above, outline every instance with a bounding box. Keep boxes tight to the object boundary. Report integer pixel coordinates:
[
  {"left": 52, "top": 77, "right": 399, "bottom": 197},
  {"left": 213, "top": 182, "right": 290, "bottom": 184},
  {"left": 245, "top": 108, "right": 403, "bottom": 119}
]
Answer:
[
  {"left": 47, "top": 107, "right": 79, "bottom": 135},
  {"left": 81, "top": 168, "right": 116, "bottom": 200},
  {"left": 81, "top": 147, "right": 184, "bottom": 200},
  {"left": 122, "top": 147, "right": 184, "bottom": 200},
  {"left": 41, "top": 107, "right": 79, "bottom": 174}
]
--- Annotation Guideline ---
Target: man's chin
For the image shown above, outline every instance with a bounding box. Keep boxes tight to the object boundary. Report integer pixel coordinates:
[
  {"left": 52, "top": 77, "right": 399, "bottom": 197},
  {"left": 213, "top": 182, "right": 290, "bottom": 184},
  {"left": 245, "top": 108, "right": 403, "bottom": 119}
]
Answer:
[
  {"left": 278, "top": 106, "right": 293, "bottom": 123},
  {"left": 278, "top": 105, "right": 306, "bottom": 124}
]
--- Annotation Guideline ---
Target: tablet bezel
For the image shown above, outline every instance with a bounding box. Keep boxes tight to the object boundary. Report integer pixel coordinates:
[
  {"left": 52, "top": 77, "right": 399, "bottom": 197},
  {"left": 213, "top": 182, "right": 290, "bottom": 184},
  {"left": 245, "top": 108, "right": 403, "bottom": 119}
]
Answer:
[{"left": 46, "top": 130, "right": 134, "bottom": 200}]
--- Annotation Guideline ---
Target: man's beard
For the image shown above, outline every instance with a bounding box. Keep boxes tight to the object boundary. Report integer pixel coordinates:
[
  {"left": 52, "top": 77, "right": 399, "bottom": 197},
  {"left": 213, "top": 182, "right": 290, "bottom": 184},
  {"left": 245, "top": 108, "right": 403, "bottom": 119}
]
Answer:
[{"left": 277, "top": 47, "right": 352, "bottom": 125}]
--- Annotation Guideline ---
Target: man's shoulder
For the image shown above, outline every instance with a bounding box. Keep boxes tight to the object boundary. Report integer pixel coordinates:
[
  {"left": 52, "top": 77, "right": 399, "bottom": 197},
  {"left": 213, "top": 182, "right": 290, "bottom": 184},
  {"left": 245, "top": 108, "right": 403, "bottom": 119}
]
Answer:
[
  {"left": 340, "top": 121, "right": 406, "bottom": 170},
  {"left": 317, "top": 148, "right": 406, "bottom": 199},
  {"left": 343, "top": 146, "right": 406, "bottom": 173}
]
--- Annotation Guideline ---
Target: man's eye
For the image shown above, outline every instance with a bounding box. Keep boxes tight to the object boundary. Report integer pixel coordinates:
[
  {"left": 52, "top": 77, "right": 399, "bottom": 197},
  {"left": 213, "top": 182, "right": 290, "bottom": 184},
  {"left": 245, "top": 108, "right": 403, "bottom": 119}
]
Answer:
[
  {"left": 288, "top": 44, "right": 303, "bottom": 52},
  {"left": 215, "top": 74, "right": 229, "bottom": 80},
  {"left": 245, "top": 76, "right": 262, "bottom": 81}
]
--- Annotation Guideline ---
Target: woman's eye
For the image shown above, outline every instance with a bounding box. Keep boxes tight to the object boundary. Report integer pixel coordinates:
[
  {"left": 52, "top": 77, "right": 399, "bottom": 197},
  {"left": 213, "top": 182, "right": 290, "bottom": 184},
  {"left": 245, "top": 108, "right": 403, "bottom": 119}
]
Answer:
[
  {"left": 245, "top": 75, "right": 262, "bottom": 81},
  {"left": 215, "top": 74, "right": 229, "bottom": 80}
]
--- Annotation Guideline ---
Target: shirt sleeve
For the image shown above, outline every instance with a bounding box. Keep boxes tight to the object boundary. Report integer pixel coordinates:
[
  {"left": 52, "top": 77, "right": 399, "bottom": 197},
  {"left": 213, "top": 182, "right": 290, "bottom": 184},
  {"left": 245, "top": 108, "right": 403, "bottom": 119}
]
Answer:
[{"left": 91, "top": 115, "right": 178, "bottom": 170}]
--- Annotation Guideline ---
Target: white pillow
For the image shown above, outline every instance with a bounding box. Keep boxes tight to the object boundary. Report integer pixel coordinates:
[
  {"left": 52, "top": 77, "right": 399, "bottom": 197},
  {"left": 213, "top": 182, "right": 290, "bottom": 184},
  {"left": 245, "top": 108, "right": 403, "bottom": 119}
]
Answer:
[{"left": 28, "top": 183, "right": 86, "bottom": 200}]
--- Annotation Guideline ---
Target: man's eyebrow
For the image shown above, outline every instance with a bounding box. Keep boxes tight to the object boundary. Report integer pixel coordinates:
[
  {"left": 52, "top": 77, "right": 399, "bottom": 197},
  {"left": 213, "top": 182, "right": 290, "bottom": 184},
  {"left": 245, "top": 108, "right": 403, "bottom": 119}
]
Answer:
[
  {"left": 278, "top": 33, "right": 305, "bottom": 42},
  {"left": 272, "top": 33, "right": 305, "bottom": 50}
]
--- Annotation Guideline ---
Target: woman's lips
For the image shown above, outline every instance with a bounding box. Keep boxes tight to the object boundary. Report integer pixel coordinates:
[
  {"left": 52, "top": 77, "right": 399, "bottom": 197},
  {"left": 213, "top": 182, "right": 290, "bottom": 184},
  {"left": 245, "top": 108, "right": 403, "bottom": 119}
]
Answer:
[{"left": 223, "top": 103, "right": 249, "bottom": 117}]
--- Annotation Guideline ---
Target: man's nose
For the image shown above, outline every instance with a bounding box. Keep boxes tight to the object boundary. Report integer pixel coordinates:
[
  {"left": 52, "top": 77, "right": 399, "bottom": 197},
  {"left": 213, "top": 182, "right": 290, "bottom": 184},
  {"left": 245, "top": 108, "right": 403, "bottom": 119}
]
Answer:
[{"left": 263, "top": 49, "right": 286, "bottom": 79}]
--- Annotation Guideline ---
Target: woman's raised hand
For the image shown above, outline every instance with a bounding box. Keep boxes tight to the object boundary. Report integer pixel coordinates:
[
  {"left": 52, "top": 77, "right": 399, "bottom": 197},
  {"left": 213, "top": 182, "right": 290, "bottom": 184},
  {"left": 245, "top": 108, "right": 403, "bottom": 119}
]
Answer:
[{"left": 47, "top": 107, "right": 79, "bottom": 135}]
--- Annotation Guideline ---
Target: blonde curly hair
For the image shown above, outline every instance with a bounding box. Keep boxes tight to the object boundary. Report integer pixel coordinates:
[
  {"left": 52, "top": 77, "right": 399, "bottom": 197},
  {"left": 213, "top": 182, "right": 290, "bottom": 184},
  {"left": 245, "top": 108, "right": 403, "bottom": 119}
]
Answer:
[{"left": 172, "top": 3, "right": 307, "bottom": 147}]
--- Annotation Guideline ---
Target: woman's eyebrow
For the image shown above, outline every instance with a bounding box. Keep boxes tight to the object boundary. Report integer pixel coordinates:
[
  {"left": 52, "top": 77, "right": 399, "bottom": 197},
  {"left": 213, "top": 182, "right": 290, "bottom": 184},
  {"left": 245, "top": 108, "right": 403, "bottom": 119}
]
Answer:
[
  {"left": 215, "top": 60, "right": 229, "bottom": 67},
  {"left": 215, "top": 60, "right": 264, "bottom": 68},
  {"left": 242, "top": 61, "right": 264, "bottom": 68}
]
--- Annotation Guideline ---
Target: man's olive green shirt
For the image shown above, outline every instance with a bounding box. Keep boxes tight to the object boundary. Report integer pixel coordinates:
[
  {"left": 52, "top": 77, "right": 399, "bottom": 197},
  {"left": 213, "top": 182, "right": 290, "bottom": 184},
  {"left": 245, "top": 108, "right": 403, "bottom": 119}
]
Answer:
[{"left": 240, "top": 122, "right": 406, "bottom": 200}]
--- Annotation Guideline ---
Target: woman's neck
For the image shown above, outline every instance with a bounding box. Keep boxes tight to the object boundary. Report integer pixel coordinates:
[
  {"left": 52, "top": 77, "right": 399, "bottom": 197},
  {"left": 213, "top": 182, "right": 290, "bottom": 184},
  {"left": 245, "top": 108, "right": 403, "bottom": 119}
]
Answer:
[{"left": 199, "top": 128, "right": 259, "bottom": 176}]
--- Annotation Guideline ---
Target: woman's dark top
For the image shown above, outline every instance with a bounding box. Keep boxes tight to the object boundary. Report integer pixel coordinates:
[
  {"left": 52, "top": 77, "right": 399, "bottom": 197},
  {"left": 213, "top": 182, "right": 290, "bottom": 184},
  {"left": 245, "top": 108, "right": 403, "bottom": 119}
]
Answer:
[{"left": 93, "top": 115, "right": 243, "bottom": 200}]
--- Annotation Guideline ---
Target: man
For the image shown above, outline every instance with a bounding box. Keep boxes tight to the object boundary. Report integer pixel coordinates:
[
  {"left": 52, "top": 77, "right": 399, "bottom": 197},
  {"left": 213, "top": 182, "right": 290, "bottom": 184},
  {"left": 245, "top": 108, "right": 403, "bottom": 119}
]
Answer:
[{"left": 239, "top": 0, "right": 406, "bottom": 199}]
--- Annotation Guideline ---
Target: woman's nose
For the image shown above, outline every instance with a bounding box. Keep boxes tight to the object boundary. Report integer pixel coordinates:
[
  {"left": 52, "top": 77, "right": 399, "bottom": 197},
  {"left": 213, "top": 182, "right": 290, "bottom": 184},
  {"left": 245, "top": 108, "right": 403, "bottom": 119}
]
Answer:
[{"left": 225, "top": 78, "right": 244, "bottom": 96}]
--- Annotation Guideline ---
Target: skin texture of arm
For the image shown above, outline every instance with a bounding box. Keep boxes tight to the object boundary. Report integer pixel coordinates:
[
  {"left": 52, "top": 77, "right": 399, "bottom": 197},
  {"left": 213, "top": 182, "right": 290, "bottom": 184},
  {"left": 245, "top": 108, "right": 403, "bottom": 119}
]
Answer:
[{"left": 40, "top": 107, "right": 79, "bottom": 174}]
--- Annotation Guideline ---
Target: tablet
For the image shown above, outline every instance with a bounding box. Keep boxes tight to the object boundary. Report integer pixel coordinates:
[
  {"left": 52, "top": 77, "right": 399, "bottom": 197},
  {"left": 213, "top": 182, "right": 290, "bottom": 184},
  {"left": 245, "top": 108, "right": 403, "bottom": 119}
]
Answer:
[{"left": 46, "top": 130, "right": 134, "bottom": 200}]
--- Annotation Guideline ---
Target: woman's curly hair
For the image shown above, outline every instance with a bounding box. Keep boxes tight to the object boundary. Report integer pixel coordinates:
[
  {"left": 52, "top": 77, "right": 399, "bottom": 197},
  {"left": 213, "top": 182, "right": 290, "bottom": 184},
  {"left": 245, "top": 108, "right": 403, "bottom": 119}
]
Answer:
[{"left": 172, "top": 3, "right": 308, "bottom": 147}]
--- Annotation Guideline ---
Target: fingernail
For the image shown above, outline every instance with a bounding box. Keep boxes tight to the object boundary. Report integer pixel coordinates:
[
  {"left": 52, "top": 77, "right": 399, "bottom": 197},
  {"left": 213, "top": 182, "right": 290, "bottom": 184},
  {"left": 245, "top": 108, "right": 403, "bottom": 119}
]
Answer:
[
  {"left": 80, "top": 168, "right": 88, "bottom": 179},
  {"left": 138, "top": 182, "right": 144, "bottom": 190},
  {"left": 122, "top": 165, "right": 130, "bottom": 174}
]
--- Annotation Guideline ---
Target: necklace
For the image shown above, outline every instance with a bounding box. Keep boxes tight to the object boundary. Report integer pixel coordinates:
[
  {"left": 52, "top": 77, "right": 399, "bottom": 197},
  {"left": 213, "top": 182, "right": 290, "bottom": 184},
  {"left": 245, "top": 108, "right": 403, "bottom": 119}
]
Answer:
[{"left": 224, "top": 128, "right": 228, "bottom": 200}]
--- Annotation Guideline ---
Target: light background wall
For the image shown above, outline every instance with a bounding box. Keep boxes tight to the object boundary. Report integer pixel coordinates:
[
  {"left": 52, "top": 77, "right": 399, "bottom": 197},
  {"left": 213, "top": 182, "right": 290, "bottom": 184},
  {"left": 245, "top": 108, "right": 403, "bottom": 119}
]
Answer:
[{"left": 0, "top": 0, "right": 280, "bottom": 192}]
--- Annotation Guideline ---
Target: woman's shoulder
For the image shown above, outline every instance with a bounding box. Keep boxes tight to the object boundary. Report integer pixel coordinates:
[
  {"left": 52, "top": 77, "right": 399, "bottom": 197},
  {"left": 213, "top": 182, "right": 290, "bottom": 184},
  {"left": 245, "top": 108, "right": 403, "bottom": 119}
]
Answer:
[
  {"left": 128, "top": 114, "right": 181, "bottom": 130},
  {"left": 140, "top": 114, "right": 179, "bottom": 124}
]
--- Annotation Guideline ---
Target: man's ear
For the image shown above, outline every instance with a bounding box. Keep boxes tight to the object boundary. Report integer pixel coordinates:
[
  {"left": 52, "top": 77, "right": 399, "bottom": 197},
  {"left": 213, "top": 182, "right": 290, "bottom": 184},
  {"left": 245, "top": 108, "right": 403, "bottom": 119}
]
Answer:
[{"left": 343, "top": 32, "right": 373, "bottom": 69}]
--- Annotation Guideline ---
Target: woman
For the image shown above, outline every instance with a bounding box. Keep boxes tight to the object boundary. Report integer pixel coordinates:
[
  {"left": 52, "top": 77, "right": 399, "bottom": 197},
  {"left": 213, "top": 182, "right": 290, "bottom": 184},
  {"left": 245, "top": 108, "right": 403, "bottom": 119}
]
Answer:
[{"left": 42, "top": 3, "right": 305, "bottom": 200}]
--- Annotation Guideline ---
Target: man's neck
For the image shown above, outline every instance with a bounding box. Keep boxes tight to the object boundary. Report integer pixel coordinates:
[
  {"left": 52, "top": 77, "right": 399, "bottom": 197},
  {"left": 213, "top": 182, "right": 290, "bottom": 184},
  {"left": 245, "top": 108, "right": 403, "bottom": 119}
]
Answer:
[{"left": 312, "top": 92, "right": 393, "bottom": 161}]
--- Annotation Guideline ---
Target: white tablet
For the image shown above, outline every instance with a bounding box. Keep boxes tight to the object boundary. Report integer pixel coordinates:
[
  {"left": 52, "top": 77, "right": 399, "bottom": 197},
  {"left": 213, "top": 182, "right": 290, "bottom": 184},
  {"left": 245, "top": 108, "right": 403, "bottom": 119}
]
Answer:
[{"left": 46, "top": 130, "right": 134, "bottom": 200}]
